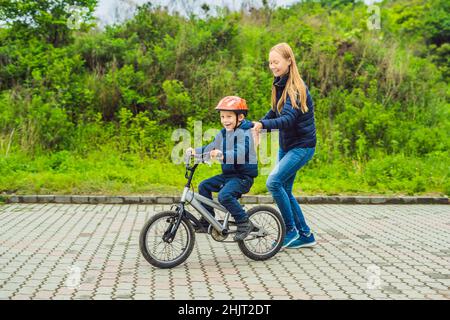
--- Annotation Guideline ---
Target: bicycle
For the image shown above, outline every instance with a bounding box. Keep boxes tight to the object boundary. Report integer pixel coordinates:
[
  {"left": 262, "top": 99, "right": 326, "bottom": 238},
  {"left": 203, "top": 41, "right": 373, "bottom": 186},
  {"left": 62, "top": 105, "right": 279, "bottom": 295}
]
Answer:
[{"left": 139, "top": 151, "right": 286, "bottom": 268}]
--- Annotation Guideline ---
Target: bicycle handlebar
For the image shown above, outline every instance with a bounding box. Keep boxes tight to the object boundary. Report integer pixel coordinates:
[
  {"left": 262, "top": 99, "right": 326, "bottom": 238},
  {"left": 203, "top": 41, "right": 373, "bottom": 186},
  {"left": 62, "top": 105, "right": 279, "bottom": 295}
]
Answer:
[{"left": 185, "top": 150, "right": 223, "bottom": 169}]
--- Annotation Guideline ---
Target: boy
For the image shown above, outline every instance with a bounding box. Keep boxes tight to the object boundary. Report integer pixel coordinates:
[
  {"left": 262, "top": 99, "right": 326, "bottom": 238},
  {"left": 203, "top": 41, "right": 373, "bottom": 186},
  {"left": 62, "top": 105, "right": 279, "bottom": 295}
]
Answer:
[{"left": 187, "top": 96, "right": 258, "bottom": 241}]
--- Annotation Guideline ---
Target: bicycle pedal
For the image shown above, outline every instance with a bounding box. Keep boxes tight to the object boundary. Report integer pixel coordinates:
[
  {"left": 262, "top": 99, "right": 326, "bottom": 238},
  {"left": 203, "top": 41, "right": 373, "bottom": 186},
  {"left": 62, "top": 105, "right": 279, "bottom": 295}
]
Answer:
[
  {"left": 218, "top": 220, "right": 236, "bottom": 225},
  {"left": 194, "top": 224, "right": 209, "bottom": 233}
]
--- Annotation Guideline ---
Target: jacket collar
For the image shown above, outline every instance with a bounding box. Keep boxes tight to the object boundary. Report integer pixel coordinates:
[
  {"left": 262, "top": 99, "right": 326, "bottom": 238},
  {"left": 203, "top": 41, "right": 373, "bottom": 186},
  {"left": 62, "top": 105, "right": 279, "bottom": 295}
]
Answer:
[
  {"left": 236, "top": 119, "right": 252, "bottom": 130},
  {"left": 273, "top": 73, "right": 289, "bottom": 88},
  {"left": 222, "top": 119, "right": 252, "bottom": 134}
]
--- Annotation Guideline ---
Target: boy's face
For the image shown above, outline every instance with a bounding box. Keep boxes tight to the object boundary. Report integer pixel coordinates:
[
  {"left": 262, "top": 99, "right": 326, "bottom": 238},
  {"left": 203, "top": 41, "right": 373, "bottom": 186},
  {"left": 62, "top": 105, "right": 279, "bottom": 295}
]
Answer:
[{"left": 220, "top": 111, "right": 244, "bottom": 131}]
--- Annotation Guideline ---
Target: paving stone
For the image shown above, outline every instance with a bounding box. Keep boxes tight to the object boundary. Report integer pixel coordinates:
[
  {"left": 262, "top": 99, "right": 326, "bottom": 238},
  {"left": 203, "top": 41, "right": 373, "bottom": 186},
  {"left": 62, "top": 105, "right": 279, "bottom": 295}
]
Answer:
[{"left": 0, "top": 203, "right": 448, "bottom": 300}]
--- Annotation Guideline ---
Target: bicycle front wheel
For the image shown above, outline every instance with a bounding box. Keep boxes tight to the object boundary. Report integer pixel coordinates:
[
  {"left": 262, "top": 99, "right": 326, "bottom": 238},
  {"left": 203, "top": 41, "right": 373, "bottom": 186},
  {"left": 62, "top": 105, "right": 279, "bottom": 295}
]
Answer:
[{"left": 139, "top": 211, "right": 195, "bottom": 268}]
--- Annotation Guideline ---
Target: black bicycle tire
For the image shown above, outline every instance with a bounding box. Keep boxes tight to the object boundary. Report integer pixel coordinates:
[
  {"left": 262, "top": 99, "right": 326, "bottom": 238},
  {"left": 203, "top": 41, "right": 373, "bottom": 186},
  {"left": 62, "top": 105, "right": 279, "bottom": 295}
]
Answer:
[
  {"left": 237, "top": 205, "right": 286, "bottom": 261},
  {"left": 139, "top": 211, "right": 195, "bottom": 268}
]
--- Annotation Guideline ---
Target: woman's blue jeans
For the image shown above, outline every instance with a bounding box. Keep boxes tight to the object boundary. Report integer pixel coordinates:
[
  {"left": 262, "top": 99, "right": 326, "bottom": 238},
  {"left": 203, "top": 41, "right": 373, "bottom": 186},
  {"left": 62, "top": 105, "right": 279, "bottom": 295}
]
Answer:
[{"left": 266, "top": 147, "right": 315, "bottom": 234}]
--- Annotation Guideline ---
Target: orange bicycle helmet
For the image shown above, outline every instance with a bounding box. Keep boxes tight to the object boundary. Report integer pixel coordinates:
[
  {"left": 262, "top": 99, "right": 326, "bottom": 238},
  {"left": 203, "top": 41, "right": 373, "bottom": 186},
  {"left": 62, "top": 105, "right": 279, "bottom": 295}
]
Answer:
[{"left": 215, "top": 96, "right": 248, "bottom": 116}]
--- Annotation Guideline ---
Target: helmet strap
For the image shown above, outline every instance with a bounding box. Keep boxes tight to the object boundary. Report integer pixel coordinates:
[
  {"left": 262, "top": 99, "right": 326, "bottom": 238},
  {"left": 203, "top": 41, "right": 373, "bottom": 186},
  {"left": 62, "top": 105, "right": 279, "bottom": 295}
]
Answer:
[{"left": 234, "top": 113, "right": 243, "bottom": 130}]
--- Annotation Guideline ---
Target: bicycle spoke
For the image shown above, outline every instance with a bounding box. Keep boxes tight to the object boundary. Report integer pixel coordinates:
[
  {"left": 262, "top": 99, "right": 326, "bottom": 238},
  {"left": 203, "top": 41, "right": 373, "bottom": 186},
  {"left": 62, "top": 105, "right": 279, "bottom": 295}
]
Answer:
[
  {"left": 243, "top": 210, "right": 282, "bottom": 255},
  {"left": 146, "top": 215, "right": 191, "bottom": 263}
]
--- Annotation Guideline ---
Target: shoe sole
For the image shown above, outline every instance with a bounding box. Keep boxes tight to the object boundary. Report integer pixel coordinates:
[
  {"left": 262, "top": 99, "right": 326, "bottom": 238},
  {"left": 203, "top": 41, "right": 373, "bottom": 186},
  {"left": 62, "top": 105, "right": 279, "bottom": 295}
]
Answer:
[
  {"left": 234, "top": 222, "right": 254, "bottom": 241},
  {"left": 287, "top": 241, "right": 317, "bottom": 249},
  {"left": 281, "top": 234, "right": 300, "bottom": 248},
  {"left": 195, "top": 224, "right": 210, "bottom": 233}
]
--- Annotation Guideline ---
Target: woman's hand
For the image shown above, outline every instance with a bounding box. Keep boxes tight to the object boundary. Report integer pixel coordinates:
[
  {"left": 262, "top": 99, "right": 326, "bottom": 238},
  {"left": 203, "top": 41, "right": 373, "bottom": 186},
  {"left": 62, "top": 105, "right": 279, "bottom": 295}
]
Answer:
[
  {"left": 251, "top": 129, "right": 260, "bottom": 148},
  {"left": 252, "top": 121, "right": 263, "bottom": 132},
  {"left": 251, "top": 122, "right": 262, "bottom": 147}
]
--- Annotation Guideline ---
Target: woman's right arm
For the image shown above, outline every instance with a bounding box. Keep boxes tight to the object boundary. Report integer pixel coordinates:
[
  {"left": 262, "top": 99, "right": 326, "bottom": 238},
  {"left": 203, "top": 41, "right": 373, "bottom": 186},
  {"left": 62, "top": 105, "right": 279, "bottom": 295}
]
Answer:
[
  {"left": 261, "top": 109, "right": 276, "bottom": 121},
  {"left": 259, "top": 97, "right": 297, "bottom": 130},
  {"left": 258, "top": 109, "right": 276, "bottom": 133}
]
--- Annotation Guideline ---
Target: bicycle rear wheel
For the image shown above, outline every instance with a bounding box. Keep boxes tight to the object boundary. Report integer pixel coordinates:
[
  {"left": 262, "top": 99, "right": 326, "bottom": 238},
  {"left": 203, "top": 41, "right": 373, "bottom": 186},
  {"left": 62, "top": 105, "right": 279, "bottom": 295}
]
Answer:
[
  {"left": 139, "top": 211, "right": 195, "bottom": 268},
  {"left": 238, "top": 205, "right": 285, "bottom": 261}
]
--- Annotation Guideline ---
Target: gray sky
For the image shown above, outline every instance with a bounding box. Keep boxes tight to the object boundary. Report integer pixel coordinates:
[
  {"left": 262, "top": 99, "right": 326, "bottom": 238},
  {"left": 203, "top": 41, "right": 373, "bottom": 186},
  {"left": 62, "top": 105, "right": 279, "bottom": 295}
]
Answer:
[
  {"left": 94, "top": 0, "right": 380, "bottom": 27},
  {"left": 94, "top": 0, "right": 287, "bottom": 26}
]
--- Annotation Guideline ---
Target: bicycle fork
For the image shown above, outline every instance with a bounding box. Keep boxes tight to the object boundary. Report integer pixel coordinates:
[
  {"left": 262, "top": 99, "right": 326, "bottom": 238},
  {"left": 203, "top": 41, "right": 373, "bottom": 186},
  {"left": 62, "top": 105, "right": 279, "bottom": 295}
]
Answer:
[{"left": 162, "top": 204, "right": 185, "bottom": 243}]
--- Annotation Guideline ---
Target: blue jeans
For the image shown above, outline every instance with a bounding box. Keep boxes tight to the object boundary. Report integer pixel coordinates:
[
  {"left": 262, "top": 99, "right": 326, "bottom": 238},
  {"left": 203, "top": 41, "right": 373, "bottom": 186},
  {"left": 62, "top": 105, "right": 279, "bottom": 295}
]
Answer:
[
  {"left": 266, "top": 147, "right": 315, "bottom": 234},
  {"left": 198, "top": 174, "right": 253, "bottom": 223}
]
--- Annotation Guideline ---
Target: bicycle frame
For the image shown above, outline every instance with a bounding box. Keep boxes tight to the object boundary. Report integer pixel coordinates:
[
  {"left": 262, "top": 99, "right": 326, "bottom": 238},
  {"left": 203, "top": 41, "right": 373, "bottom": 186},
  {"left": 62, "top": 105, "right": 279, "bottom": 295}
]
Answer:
[
  {"left": 180, "top": 187, "right": 232, "bottom": 233},
  {"left": 171, "top": 152, "right": 264, "bottom": 239}
]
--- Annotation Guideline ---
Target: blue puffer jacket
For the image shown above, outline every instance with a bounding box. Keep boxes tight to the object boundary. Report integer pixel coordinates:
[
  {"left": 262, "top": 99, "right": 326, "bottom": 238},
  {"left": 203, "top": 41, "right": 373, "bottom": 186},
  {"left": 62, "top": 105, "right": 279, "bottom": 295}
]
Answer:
[
  {"left": 195, "top": 119, "right": 258, "bottom": 178},
  {"left": 259, "top": 75, "right": 316, "bottom": 151}
]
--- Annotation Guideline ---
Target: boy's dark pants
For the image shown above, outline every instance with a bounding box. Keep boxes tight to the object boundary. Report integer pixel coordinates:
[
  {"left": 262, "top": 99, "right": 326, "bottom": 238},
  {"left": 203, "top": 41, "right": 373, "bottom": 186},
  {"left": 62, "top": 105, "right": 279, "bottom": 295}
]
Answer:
[{"left": 198, "top": 174, "right": 253, "bottom": 223}]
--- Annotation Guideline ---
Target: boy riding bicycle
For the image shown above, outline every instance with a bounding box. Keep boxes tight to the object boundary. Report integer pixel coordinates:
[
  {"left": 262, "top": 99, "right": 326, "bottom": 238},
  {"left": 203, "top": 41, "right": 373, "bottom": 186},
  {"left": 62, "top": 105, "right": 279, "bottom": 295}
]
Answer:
[{"left": 186, "top": 96, "right": 258, "bottom": 241}]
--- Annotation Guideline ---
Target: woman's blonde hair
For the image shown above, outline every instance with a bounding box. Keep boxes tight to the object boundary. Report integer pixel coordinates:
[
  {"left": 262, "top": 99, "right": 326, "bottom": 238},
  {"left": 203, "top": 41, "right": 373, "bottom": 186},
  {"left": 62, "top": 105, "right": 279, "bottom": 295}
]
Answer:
[{"left": 270, "top": 43, "right": 308, "bottom": 113}]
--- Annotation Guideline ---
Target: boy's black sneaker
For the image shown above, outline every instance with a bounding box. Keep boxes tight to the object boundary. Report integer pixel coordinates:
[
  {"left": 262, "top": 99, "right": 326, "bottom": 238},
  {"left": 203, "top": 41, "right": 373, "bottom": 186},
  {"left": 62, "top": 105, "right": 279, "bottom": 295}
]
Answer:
[
  {"left": 234, "top": 219, "right": 254, "bottom": 241},
  {"left": 195, "top": 217, "right": 211, "bottom": 233}
]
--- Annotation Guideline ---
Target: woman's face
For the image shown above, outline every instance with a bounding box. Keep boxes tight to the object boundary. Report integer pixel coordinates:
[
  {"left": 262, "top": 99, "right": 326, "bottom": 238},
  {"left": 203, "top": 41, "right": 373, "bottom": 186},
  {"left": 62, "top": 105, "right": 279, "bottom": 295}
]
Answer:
[{"left": 269, "top": 50, "right": 291, "bottom": 77}]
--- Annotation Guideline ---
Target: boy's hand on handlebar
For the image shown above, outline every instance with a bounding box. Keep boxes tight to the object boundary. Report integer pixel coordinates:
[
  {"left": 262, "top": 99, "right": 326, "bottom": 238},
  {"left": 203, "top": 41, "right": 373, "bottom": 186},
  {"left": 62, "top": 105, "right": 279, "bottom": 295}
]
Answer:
[
  {"left": 186, "top": 147, "right": 196, "bottom": 156},
  {"left": 210, "top": 149, "right": 223, "bottom": 160}
]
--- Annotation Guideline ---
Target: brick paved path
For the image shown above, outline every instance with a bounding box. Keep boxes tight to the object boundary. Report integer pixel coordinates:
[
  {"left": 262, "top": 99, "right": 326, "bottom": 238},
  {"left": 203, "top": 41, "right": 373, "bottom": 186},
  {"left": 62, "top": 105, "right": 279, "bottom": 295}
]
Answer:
[{"left": 0, "top": 203, "right": 449, "bottom": 300}]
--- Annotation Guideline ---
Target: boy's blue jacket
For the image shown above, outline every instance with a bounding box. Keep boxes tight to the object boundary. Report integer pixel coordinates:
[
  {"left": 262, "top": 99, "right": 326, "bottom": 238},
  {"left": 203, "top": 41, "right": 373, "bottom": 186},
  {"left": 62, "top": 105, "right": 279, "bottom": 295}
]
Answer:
[
  {"left": 195, "top": 119, "right": 258, "bottom": 178},
  {"left": 259, "top": 75, "right": 316, "bottom": 151}
]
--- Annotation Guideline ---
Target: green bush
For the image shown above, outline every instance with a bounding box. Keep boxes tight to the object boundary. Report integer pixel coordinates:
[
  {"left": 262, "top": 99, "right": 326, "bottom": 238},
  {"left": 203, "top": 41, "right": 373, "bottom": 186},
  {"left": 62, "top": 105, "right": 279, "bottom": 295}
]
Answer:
[{"left": 0, "top": 0, "right": 448, "bottom": 196}]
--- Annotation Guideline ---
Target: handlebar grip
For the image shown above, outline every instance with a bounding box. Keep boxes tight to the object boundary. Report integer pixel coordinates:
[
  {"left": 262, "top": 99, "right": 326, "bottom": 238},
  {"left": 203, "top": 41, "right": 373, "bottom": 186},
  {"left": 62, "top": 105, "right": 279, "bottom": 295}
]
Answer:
[{"left": 184, "top": 149, "right": 193, "bottom": 165}]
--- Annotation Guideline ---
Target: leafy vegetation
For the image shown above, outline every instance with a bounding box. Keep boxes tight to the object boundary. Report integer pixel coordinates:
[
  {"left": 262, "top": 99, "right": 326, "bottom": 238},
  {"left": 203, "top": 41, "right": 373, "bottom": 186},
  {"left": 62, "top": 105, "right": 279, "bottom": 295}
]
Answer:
[{"left": 0, "top": 0, "right": 448, "bottom": 196}]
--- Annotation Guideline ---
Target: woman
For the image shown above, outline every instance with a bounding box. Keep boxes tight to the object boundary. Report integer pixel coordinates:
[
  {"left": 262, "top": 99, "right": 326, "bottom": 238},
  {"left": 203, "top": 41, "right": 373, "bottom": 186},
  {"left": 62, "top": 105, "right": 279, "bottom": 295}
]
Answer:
[{"left": 253, "top": 42, "right": 316, "bottom": 249}]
